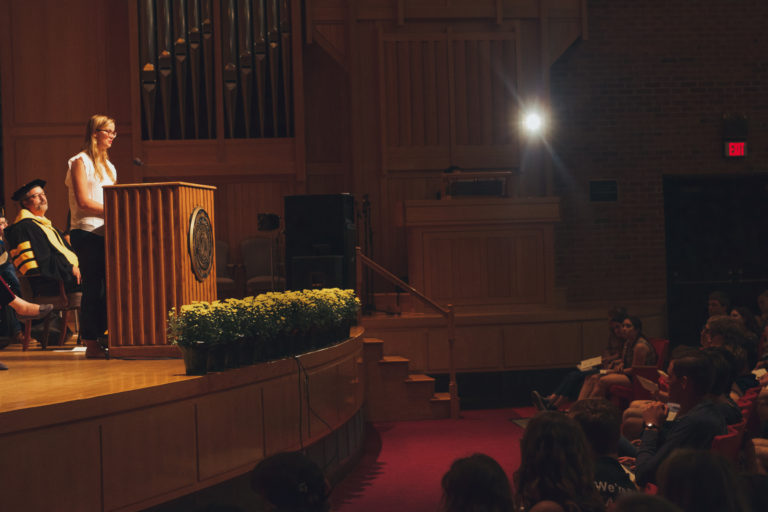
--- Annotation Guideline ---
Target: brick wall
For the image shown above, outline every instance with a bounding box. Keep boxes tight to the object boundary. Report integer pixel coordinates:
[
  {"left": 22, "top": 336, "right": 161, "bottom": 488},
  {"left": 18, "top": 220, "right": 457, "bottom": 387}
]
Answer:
[{"left": 549, "top": 0, "right": 768, "bottom": 302}]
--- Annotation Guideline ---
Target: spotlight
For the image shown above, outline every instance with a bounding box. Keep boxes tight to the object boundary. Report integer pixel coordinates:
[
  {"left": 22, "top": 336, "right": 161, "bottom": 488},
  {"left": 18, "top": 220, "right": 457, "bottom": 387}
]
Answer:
[{"left": 522, "top": 111, "right": 544, "bottom": 134}]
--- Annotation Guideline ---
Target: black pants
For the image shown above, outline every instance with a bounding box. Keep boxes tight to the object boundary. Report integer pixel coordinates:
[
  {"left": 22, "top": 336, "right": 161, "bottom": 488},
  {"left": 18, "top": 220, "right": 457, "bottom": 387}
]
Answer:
[
  {"left": 0, "top": 275, "right": 16, "bottom": 307},
  {"left": 0, "top": 264, "right": 22, "bottom": 334},
  {"left": 70, "top": 229, "right": 107, "bottom": 340}
]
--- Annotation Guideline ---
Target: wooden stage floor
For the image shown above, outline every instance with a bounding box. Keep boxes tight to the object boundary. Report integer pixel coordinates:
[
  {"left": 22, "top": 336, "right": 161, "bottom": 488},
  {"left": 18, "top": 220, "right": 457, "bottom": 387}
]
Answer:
[{"left": 0, "top": 341, "right": 191, "bottom": 416}]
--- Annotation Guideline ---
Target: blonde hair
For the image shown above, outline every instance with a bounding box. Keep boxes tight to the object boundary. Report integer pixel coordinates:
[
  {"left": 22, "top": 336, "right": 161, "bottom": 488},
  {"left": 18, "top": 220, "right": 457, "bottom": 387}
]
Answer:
[{"left": 82, "top": 114, "right": 117, "bottom": 183}]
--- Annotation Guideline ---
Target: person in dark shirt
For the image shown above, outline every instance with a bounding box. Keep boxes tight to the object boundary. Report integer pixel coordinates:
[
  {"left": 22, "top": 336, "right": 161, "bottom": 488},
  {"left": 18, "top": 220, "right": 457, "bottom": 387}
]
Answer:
[
  {"left": 0, "top": 212, "right": 25, "bottom": 344},
  {"left": 569, "top": 398, "right": 637, "bottom": 507},
  {"left": 702, "top": 347, "right": 743, "bottom": 425},
  {"left": 635, "top": 352, "right": 727, "bottom": 486}
]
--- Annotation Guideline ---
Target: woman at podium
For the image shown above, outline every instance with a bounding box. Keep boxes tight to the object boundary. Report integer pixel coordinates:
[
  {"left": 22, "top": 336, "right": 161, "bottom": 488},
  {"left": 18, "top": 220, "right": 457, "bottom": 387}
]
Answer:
[{"left": 65, "top": 114, "right": 118, "bottom": 358}]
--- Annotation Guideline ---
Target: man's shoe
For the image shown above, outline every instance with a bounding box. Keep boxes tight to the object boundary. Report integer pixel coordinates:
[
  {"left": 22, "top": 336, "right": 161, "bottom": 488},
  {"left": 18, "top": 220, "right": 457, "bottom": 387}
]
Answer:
[
  {"left": 17, "top": 303, "right": 54, "bottom": 321},
  {"left": 0, "top": 361, "right": 8, "bottom": 370}
]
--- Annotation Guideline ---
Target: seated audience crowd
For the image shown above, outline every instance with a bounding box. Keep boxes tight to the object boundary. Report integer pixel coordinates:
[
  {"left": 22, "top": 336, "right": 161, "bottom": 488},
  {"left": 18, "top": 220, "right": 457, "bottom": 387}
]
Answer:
[{"left": 196, "top": 290, "right": 768, "bottom": 512}]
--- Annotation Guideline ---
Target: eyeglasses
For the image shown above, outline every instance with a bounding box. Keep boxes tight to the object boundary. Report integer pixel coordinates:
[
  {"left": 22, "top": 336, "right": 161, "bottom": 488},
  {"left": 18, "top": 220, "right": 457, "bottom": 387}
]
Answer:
[
  {"left": 25, "top": 191, "right": 46, "bottom": 201},
  {"left": 98, "top": 129, "right": 117, "bottom": 137}
]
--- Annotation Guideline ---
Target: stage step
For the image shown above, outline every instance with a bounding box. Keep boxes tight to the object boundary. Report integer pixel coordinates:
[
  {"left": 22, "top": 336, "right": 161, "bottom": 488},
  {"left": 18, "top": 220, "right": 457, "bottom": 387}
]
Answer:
[
  {"left": 362, "top": 337, "right": 451, "bottom": 422},
  {"left": 430, "top": 392, "right": 452, "bottom": 418}
]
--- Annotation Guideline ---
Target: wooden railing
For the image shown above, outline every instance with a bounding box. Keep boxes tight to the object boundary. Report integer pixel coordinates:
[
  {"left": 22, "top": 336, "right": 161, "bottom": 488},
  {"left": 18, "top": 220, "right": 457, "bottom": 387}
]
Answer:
[{"left": 355, "top": 247, "right": 459, "bottom": 419}]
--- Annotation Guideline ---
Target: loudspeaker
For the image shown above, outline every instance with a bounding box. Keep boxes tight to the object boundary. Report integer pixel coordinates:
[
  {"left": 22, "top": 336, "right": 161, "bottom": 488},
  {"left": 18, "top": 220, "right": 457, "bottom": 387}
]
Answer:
[{"left": 284, "top": 194, "right": 356, "bottom": 290}]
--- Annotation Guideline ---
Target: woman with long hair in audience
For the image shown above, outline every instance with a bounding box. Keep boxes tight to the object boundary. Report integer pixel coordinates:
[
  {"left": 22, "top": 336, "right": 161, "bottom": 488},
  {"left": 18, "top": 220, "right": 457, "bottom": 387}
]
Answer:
[
  {"left": 440, "top": 453, "right": 513, "bottom": 512},
  {"left": 513, "top": 412, "right": 605, "bottom": 512},
  {"left": 578, "top": 316, "right": 656, "bottom": 400}
]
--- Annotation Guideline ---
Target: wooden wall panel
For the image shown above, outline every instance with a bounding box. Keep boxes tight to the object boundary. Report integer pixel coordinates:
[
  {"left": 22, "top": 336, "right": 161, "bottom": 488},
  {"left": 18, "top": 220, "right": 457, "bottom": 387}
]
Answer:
[
  {"left": 382, "top": 175, "right": 442, "bottom": 280},
  {"left": 197, "top": 385, "right": 265, "bottom": 480},
  {"left": 5, "top": 0, "right": 107, "bottom": 124},
  {"left": 261, "top": 374, "right": 303, "bottom": 455},
  {"left": 380, "top": 35, "right": 451, "bottom": 170},
  {"left": 306, "top": 364, "right": 342, "bottom": 438},
  {"left": 380, "top": 31, "right": 518, "bottom": 171},
  {"left": 0, "top": 421, "right": 101, "bottom": 512},
  {"left": 426, "top": 326, "right": 450, "bottom": 370},
  {"left": 450, "top": 35, "right": 518, "bottom": 168},
  {"left": 0, "top": 0, "right": 131, "bottom": 228},
  {"left": 420, "top": 228, "right": 549, "bottom": 305},
  {"left": 101, "top": 401, "right": 198, "bottom": 511},
  {"left": 581, "top": 319, "right": 609, "bottom": 358},
  {"left": 502, "top": 321, "right": 583, "bottom": 368},
  {"left": 454, "top": 324, "right": 505, "bottom": 370}
]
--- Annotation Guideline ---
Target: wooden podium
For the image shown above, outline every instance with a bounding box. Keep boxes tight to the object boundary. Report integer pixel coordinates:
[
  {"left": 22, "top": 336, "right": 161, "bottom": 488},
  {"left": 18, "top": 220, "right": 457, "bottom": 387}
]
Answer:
[{"left": 104, "top": 182, "right": 217, "bottom": 357}]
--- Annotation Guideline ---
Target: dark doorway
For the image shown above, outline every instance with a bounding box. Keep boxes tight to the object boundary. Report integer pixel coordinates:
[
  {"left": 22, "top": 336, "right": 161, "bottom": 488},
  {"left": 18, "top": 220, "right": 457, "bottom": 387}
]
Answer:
[{"left": 664, "top": 174, "right": 768, "bottom": 347}]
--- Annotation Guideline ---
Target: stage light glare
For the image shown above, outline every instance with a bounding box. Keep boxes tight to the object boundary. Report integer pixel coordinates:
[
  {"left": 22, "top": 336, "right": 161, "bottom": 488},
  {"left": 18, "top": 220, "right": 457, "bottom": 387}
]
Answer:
[{"left": 523, "top": 111, "right": 544, "bottom": 133}]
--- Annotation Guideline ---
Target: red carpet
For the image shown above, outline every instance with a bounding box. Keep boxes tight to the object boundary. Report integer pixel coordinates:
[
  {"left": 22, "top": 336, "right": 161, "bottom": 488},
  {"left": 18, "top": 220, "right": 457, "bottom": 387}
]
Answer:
[{"left": 331, "top": 407, "right": 535, "bottom": 512}]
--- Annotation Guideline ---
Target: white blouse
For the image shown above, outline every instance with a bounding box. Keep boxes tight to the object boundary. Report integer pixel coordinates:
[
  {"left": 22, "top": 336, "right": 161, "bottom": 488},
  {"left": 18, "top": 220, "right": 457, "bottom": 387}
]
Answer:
[{"left": 65, "top": 151, "right": 117, "bottom": 232}]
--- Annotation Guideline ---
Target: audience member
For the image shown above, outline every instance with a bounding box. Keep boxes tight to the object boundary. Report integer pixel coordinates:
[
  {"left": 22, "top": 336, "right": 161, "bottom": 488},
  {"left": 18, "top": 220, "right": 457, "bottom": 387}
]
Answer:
[
  {"left": 730, "top": 306, "right": 761, "bottom": 341},
  {"left": 513, "top": 411, "right": 605, "bottom": 512},
  {"left": 0, "top": 212, "right": 26, "bottom": 345},
  {"left": 708, "top": 290, "right": 731, "bottom": 318},
  {"left": 702, "top": 315, "right": 759, "bottom": 397},
  {"left": 702, "top": 347, "right": 742, "bottom": 425},
  {"left": 620, "top": 345, "right": 699, "bottom": 440},
  {"left": 656, "top": 448, "right": 751, "bottom": 512},
  {"left": 634, "top": 351, "right": 727, "bottom": 486},
  {"left": 578, "top": 316, "right": 656, "bottom": 401},
  {"left": 612, "top": 493, "right": 682, "bottom": 512},
  {"left": 250, "top": 452, "right": 330, "bottom": 512},
  {"left": 568, "top": 398, "right": 637, "bottom": 507},
  {"left": 756, "top": 290, "right": 768, "bottom": 331},
  {"left": 532, "top": 308, "right": 628, "bottom": 411},
  {"left": 440, "top": 453, "right": 513, "bottom": 512},
  {"left": 749, "top": 386, "right": 768, "bottom": 472}
]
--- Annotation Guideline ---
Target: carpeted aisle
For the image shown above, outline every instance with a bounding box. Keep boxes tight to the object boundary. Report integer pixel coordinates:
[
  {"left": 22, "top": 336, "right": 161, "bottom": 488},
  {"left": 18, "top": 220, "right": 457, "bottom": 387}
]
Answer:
[{"left": 331, "top": 407, "right": 536, "bottom": 512}]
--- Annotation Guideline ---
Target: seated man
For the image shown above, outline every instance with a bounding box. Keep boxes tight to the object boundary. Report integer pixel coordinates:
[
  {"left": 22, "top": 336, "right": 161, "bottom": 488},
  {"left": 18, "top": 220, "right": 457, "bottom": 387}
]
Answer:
[
  {"left": 635, "top": 351, "right": 727, "bottom": 486},
  {"left": 5, "top": 179, "right": 81, "bottom": 296},
  {"left": 569, "top": 398, "right": 638, "bottom": 507}
]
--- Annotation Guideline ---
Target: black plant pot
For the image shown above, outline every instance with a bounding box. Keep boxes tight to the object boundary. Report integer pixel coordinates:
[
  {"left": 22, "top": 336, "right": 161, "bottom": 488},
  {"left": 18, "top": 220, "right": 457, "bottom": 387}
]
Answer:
[
  {"left": 179, "top": 344, "right": 209, "bottom": 376},
  {"left": 207, "top": 343, "right": 228, "bottom": 372}
]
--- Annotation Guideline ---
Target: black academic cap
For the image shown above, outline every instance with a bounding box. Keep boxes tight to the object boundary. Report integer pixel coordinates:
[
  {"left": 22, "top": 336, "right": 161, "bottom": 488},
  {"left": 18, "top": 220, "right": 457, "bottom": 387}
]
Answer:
[{"left": 11, "top": 179, "right": 47, "bottom": 202}]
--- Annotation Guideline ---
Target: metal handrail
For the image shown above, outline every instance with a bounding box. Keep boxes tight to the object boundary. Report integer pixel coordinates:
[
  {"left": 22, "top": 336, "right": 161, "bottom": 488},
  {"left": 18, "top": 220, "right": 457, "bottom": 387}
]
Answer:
[{"left": 356, "top": 247, "right": 459, "bottom": 419}]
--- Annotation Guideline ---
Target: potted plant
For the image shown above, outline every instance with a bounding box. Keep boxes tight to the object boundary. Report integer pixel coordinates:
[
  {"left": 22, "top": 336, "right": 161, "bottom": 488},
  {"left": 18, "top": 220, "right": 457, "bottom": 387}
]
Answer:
[{"left": 168, "top": 303, "right": 216, "bottom": 375}]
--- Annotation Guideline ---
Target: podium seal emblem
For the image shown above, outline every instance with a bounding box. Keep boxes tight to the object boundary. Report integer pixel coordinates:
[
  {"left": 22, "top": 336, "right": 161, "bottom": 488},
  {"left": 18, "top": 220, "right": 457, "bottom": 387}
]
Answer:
[{"left": 188, "top": 206, "right": 213, "bottom": 281}]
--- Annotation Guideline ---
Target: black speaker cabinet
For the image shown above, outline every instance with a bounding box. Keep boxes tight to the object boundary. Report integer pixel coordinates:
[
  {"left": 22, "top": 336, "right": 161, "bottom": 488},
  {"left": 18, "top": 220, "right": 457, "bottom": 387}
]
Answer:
[{"left": 284, "top": 194, "right": 356, "bottom": 290}]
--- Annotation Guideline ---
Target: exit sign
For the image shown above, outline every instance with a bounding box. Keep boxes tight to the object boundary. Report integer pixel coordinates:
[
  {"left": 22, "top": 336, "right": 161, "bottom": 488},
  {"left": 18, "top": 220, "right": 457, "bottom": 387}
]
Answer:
[{"left": 724, "top": 141, "right": 747, "bottom": 158}]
